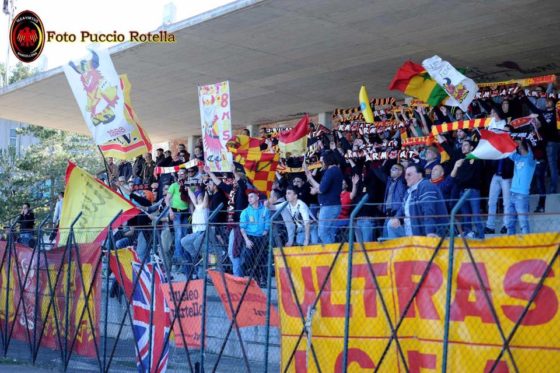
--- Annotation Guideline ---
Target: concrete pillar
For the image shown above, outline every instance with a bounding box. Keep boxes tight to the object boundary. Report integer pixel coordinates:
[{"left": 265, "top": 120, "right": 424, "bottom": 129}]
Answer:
[
  {"left": 245, "top": 124, "right": 258, "bottom": 137},
  {"left": 317, "top": 112, "right": 333, "bottom": 129},
  {"left": 187, "top": 135, "right": 196, "bottom": 155}
]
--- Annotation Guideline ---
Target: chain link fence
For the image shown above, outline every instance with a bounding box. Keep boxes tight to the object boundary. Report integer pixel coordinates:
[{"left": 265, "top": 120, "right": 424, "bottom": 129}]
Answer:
[{"left": 0, "top": 195, "right": 559, "bottom": 372}]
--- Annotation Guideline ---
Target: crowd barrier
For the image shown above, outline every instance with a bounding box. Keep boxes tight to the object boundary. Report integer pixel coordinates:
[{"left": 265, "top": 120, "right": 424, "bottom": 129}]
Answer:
[{"left": 0, "top": 195, "right": 559, "bottom": 372}]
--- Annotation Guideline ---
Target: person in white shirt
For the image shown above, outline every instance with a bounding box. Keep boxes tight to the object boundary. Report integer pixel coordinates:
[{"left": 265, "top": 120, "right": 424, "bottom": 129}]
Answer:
[
  {"left": 283, "top": 186, "right": 316, "bottom": 246},
  {"left": 49, "top": 192, "right": 64, "bottom": 243},
  {"left": 52, "top": 192, "right": 64, "bottom": 226},
  {"left": 180, "top": 186, "right": 209, "bottom": 278}
]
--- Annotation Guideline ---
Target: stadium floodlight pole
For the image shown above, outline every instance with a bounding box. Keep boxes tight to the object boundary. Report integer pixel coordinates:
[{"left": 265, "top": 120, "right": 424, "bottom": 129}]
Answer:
[
  {"left": 341, "top": 194, "right": 368, "bottom": 373},
  {"left": 199, "top": 202, "right": 223, "bottom": 371},
  {"left": 264, "top": 201, "right": 288, "bottom": 373},
  {"left": 442, "top": 189, "right": 471, "bottom": 373}
]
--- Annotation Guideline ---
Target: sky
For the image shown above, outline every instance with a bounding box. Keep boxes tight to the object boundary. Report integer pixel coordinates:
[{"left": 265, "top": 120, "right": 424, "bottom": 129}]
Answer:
[{"left": 1, "top": 0, "right": 236, "bottom": 71}]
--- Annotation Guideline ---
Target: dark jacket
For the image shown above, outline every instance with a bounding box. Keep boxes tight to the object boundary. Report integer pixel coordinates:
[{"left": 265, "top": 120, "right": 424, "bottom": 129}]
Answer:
[
  {"left": 383, "top": 176, "right": 407, "bottom": 216},
  {"left": 396, "top": 180, "right": 449, "bottom": 236},
  {"left": 453, "top": 159, "right": 483, "bottom": 191},
  {"left": 118, "top": 161, "right": 132, "bottom": 181}
]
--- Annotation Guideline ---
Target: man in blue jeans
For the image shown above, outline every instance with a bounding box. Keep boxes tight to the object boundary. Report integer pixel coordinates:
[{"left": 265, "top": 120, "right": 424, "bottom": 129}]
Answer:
[
  {"left": 165, "top": 169, "right": 190, "bottom": 268},
  {"left": 507, "top": 140, "right": 537, "bottom": 234},
  {"left": 450, "top": 140, "right": 485, "bottom": 239},
  {"left": 239, "top": 190, "right": 270, "bottom": 286},
  {"left": 304, "top": 150, "right": 343, "bottom": 244}
]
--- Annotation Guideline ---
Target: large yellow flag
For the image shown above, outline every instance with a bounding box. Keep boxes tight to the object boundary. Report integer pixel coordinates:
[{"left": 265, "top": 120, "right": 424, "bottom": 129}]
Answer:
[
  {"left": 58, "top": 162, "right": 140, "bottom": 245},
  {"left": 99, "top": 75, "right": 152, "bottom": 160}
]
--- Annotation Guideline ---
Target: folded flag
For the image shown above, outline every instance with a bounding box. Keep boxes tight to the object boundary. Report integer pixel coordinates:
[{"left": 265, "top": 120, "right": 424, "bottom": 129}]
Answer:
[
  {"left": 359, "top": 86, "right": 374, "bottom": 123},
  {"left": 278, "top": 115, "right": 309, "bottom": 157},
  {"left": 131, "top": 260, "right": 170, "bottom": 373},
  {"left": 422, "top": 55, "right": 478, "bottom": 111},
  {"left": 466, "top": 130, "right": 517, "bottom": 160},
  {"left": 388, "top": 61, "right": 448, "bottom": 107}
]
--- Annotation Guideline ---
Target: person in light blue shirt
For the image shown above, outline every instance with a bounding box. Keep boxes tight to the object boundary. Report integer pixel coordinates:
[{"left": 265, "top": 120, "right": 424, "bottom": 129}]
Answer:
[
  {"left": 239, "top": 190, "right": 270, "bottom": 286},
  {"left": 507, "top": 140, "right": 536, "bottom": 235}
]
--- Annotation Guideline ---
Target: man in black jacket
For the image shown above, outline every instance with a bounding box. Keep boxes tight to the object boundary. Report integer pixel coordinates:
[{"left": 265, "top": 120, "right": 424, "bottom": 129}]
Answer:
[{"left": 450, "top": 141, "right": 485, "bottom": 239}]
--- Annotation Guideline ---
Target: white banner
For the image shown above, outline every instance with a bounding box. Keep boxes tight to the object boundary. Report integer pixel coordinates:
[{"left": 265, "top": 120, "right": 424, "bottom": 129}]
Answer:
[
  {"left": 422, "top": 55, "right": 478, "bottom": 111},
  {"left": 63, "top": 49, "right": 132, "bottom": 144},
  {"left": 198, "top": 81, "right": 232, "bottom": 172}
]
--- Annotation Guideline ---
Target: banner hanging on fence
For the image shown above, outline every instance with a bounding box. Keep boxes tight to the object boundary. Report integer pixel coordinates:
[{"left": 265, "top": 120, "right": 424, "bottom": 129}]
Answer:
[
  {"left": 161, "top": 280, "right": 204, "bottom": 349},
  {"left": 63, "top": 49, "right": 133, "bottom": 145},
  {"left": 208, "top": 271, "right": 279, "bottom": 328},
  {"left": 275, "top": 234, "right": 560, "bottom": 372},
  {"left": 0, "top": 241, "right": 101, "bottom": 357},
  {"left": 198, "top": 80, "right": 233, "bottom": 172}
]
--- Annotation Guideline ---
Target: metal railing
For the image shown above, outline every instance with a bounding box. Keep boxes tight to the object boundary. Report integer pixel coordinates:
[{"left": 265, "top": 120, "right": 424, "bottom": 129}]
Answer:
[{"left": 0, "top": 202, "right": 558, "bottom": 372}]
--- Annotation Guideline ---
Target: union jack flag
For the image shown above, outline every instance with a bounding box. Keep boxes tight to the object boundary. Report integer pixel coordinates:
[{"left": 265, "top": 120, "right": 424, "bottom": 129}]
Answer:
[{"left": 132, "top": 260, "right": 171, "bottom": 373}]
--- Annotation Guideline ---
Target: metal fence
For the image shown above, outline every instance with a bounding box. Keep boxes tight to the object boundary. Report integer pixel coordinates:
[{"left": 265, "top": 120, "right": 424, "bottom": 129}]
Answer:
[{"left": 0, "top": 194, "right": 559, "bottom": 372}]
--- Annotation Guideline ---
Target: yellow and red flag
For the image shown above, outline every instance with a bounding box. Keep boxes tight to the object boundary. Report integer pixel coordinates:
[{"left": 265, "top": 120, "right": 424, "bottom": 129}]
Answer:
[
  {"left": 278, "top": 115, "right": 309, "bottom": 157},
  {"left": 58, "top": 162, "right": 140, "bottom": 245},
  {"left": 99, "top": 75, "right": 152, "bottom": 160},
  {"left": 228, "top": 136, "right": 278, "bottom": 196},
  {"left": 108, "top": 246, "right": 140, "bottom": 300}
]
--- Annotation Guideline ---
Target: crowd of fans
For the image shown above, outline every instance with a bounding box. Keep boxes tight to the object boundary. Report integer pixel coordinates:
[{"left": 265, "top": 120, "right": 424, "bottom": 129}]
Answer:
[{"left": 6, "top": 82, "right": 559, "bottom": 286}]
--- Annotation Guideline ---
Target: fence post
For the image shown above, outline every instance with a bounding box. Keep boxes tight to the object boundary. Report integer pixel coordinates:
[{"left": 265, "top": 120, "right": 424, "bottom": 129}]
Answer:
[
  {"left": 102, "top": 210, "right": 122, "bottom": 373},
  {"left": 32, "top": 214, "right": 51, "bottom": 361},
  {"left": 199, "top": 203, "right": 224, "bottom": 372},
  {"left": 64, "top": 211, "right": 82, "bottom": 370},
  {"left": 442, "top": 190, "right": 471, "bottom": 373},
  {"left": 264, "top": 201, "right": 288, "bottom": 373},
  {"left": 2, "top": 216, "right": 19, "bottom": 355},
  {"left": 341, "top": 194, "right": 369, "bottom": 373}
]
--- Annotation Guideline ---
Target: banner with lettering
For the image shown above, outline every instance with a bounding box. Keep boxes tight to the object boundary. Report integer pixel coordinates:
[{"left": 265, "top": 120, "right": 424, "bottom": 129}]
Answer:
[
  {"left": 161, "top": 280, "right": 204, "bottom": 349},
  {"left": 208, "top": 270, "right": 279, "bottom": 328},
  {"left": 0, "top": 241, "right": 101, "bottom": 357},
  {"left": 275, "top": 234, "right": 560, "bottom": 372},
  {"left": 58, "top": 162, "right": 140, "bottom": 245},
  {"left": 198, "top": 80, "right": 233, "bottom": 172}
]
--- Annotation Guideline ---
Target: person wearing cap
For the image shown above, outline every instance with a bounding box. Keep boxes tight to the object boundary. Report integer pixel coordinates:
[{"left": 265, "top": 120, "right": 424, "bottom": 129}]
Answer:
[
  {"left": 239, "top": 189, "right": 270, "bottom": 285},
  {"left": 165, "top": 168, "right": 191, "bottom": 268}
]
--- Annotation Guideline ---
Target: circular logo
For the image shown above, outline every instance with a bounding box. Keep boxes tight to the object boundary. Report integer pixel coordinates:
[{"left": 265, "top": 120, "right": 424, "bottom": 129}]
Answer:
[{"left": 9, "top": 10, "right": 45, "bottom": 63}]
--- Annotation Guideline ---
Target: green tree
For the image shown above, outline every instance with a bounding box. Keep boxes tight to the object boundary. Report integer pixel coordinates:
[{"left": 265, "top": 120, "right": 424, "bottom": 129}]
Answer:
[{"left": 0, "top": 127, "right": 102, "bottom": 223}]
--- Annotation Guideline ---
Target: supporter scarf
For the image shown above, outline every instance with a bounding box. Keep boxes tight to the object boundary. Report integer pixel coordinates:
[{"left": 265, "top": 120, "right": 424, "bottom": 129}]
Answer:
[{"left": 155, "top": 159, "right": 202, "bottom": 175}]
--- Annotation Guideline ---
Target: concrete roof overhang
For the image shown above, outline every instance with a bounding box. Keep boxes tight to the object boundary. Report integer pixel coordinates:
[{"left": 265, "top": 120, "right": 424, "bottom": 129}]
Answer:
[{"left": 1, "top": 0, "right": 559, "bottom": 142}]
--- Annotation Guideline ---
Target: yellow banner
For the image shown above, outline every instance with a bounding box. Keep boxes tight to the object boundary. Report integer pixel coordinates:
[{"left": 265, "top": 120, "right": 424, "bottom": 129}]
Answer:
[
  {"left": 274, "top": 234, "right": 560, "bottom": 372},
  {"left": 58, "top": 162, "right": 140, "bottom": 244}
]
